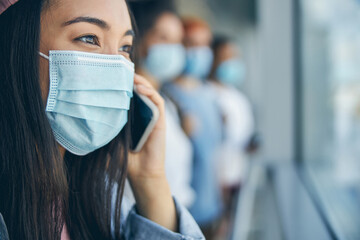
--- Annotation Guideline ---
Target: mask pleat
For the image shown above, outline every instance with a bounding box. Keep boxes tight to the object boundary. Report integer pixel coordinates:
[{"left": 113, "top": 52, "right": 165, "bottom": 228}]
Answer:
[
  {"left": 49, "top": 100, "right": 129, "bottom": 127},
  {"left": 43, "top": 50, "right": 134, "bottom": 155},
  {"left": 56, "top": 65, "right": 134, "bottom": 91},
  {"left": 48, "top": 112, "right": 127, "bottom": 155},
  {"left": 55, "top": 90, "right": 131, "bottom": 109}
]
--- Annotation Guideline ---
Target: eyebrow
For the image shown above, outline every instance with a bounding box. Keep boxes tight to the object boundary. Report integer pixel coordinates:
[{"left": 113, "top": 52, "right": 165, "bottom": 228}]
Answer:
[
  {"left": 124, "top": 29, "right": 135, "bottom": 38},
  {"left": 62, "top": 16, "right": 110, "bottom": 30},
  {"left": 62, "top": 17, "right": 135, "bottom": 38}
]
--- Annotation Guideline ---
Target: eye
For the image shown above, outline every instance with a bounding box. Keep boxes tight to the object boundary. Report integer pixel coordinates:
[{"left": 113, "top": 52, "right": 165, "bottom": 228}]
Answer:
[
  {"left": 75, "top": 35, "right": 100, "bottom": 46},
  {"left": 119, "top": 45, "right": 133, "bottom": 54}
]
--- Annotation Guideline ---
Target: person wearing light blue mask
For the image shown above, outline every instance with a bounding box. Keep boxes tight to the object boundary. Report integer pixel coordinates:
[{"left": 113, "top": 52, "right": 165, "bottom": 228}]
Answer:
[
  {"left": 162, "top": 17, "right": 224, "bottom": 240},
  {"left": 0, "top": 0, "right": 205, "bottom": 239},
  {"left": 184, "top": 46, "right": 214, "bottom": 80},
  {"left": 210, "top": 37, "right": 247, "bottom": 87},
  {"left": 216, "top": 58, "right": 246, "bottom": 87},
  {"left": 208, "top": 36, "right": 255, "bottom": 237},
  {"left": 144, "top": 43, "right": 186, "bottom": 82},
  {"left": 211, "top": 37, "right": 246, "bottom": 87},
  {"left": 182, "top": 18, "right": 214, "bottom": 82},
  {"left": 136, "top": 9, "right": 186, "bottom": 85},
  {"left": 129, "top": 3, "right": 196, "bottom": 209}
]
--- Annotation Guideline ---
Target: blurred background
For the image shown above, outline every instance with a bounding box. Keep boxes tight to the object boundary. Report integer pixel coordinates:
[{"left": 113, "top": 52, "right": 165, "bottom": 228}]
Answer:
[{"left": 130, "top": 0, "right": 360, "bottom": 239}]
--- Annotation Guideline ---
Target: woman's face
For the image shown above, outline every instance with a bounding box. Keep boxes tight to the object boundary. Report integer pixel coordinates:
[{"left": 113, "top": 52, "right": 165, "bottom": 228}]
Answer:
[
  {"left": 143, "top": 12, "right": 184, "bottom": 55},
  {"left": 39, "top": 0, "right": 134, "bottom": 102}
]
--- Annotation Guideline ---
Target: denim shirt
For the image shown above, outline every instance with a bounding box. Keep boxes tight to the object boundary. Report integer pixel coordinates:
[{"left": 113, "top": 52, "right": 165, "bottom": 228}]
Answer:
[
  {"left": 0, "top": 198, "right": 204, "bottom": 240},
  {"left": 0, "top": 214, "right": 9, "bottom": 240},
  {"left": 120, "top": 197, "right": 205, "bottom": 239}
]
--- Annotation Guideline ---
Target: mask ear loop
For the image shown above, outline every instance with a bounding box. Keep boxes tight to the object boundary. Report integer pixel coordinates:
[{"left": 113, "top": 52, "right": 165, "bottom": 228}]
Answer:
[{"left": 39, "top": 52, "right": 49, "bottom": 60}]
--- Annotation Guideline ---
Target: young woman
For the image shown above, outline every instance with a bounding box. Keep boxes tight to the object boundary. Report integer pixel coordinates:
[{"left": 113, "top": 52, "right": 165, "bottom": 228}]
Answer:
[
  {"left": 128, "top": 0, "right": 195, "bottom": 209},
  {"left": 0, "top": 0, "right": 204, "bottom": 239}
]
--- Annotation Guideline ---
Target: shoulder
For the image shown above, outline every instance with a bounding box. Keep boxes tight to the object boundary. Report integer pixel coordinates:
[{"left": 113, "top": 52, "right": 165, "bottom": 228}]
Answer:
[
  {"left": 225, "top": 86, "right": 252, "bottom": 106},
  {"left": 0, "top": 213, "right": 9, "bottom": 240}
]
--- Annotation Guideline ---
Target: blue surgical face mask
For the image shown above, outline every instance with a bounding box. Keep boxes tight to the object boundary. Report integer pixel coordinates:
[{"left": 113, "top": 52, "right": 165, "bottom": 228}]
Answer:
[
  {"left": 40, "top": 50, "right": 134, "bottom": 156},
  {"left": 216, "top": 59, "right": 246, "bottom": 86},
  {"left": 184, "top": 46, "right": 214, "bottom": 80},
  {"left": 144, "top": 43, "right": 186, "bottom": 83}
]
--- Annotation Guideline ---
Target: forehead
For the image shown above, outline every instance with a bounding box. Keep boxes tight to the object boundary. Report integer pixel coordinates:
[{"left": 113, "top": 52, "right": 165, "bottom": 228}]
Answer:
[
  {"left": 154, "top": 13, "right": 182, "bottom": 32},
  {"left": 43, "top": 0, "right": 132, "bottom": 29},
  {"left": 186, "top": 27, "right": 212, "bottom": 46},
  {"left": 150, "top": 13, "right": 183, "bottom": 42}
]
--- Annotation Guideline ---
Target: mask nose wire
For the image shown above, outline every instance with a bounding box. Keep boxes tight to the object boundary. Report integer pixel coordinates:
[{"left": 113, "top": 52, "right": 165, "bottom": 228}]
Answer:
[{"left": 39, "top": 52, "right": 49, "bottom": 60}]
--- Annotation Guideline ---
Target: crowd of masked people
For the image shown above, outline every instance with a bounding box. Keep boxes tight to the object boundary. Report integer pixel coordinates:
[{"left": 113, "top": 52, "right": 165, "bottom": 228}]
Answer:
[{"left": 128, "top": 1, "right": 256, "bottom": 239}]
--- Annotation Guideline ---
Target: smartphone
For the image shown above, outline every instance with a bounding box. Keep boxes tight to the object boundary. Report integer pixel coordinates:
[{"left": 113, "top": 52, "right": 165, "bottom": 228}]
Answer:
[{"left": 130, "top": 89, "right": 160, "bottom": 152}]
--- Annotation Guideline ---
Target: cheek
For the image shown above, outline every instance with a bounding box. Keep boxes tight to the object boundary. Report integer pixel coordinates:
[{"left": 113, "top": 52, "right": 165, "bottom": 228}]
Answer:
[{"left": 39, "top": 57, "right": 50, "bottom": 105}]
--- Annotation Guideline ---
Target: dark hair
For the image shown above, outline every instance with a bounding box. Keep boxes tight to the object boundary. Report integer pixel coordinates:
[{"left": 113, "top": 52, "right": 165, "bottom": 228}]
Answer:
[
  {"left": 211, "top": 35, "right": 232, "bottom": 55},
  {"left": 0, "top": 0, "right": 133, "bottom": 239}
]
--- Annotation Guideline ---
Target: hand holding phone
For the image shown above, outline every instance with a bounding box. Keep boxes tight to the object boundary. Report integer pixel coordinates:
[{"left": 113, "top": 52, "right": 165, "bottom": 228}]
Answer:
[
  {"left": 127, "top": 75, "right": 176, "bottom": 232},
  {"left": 130, "top": 89, "right": 160, "bottom": 152}
]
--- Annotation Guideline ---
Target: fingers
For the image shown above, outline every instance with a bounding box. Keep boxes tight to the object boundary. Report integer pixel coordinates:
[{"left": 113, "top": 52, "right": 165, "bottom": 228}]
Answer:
[
  {"left": 134, "top": 74, "right": 165, "bottom": 118},
  {"left": 134, "top": 74, "right": 152, "bottom": 88},
  {"left": 136, "top": 84, "right": 165, "bottom": 113}
]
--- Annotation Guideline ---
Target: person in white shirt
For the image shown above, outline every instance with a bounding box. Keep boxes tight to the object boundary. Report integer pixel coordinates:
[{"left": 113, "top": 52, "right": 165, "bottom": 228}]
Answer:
[{"left": 208, "top": 35, "right": 255, "bottom": 235}]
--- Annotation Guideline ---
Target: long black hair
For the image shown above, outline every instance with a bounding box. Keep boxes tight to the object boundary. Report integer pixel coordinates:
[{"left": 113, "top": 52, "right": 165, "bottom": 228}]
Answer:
[{"left": 0, "top": 0, "right": 133, "bottom": 239}]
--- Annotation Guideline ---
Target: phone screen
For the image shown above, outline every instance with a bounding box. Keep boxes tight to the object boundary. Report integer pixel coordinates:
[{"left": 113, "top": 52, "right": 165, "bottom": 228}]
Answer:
[{"left": 130, "top": 91, "right": 154, "bottom": 151}]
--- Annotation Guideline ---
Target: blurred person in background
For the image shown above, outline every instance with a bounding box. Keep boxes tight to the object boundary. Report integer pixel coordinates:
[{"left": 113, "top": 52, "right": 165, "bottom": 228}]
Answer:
[
  {"left": 128, "top": 0, "right": 195, "bottom": 208},
  {"left": 209, "top": 35, "right": 255, "bottom": 237},
  {"left": 162, "top": 16, "right": 223, "bottom": 239},
  {"left": 182, "top": 17, "right": 214, "bottom": 81}
]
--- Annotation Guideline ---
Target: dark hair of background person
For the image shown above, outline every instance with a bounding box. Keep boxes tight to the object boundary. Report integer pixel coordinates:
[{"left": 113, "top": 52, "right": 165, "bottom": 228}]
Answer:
[
  {"left": 0, "top": 0, "right": 135, "bottom": 239},
  {"left": 129, "top": 0, "right": 177, "bottom": 64},
  {"left": 209, "top": 35, "right": 232, "bottom": 81}
]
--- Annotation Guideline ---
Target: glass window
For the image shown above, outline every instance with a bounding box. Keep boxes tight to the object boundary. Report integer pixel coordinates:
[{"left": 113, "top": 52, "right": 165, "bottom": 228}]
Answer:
[{"left": 300, "top": 0, "right": 360, "bottom": 238}]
